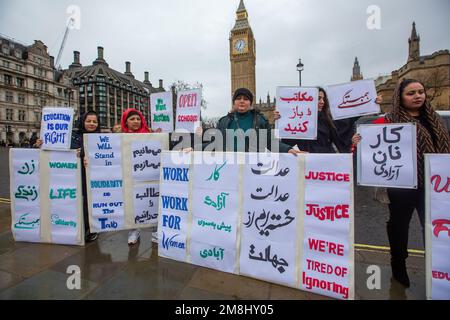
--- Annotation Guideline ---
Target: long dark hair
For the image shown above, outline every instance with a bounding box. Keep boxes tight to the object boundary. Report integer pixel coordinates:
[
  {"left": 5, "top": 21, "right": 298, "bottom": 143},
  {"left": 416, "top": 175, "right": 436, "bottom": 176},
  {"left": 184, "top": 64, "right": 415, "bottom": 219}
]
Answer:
[
  {"left": 317, "top": 87, "right": 335, "bottom": 130},
  {"left": 398, "top": 78, "right": 427, "bottom": 109}
]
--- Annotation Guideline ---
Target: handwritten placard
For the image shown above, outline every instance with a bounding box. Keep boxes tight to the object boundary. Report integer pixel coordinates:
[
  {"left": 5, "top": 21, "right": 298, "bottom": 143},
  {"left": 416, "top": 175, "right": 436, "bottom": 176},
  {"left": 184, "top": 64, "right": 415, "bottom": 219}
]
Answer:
[
  {"left": 275, "top": 87, "right": 318, "bottom": 140},
  {"left": 191, "top": 152, "right": 239, "bottom": 273},
  {"left": 48, "top": 151, "right": 80, "bottom": 244},
  {"left": 302, "top": 154, "right": 353, "bottom": 300},
  {"left": 131, "top": 140, "right": 162, "bottom": 181},
  {"left": 40, "top": 107, "right": 74, "bottom": 150},
  {"left": 158, "top": 151, "right": 191, "bottom": 262},
  {"left": 425, "top": 154, "right": 450, "bottom": 300},
  {"left": 86, "top": 133, "right": 168, "bottom": 232},
  {"left": 357, "top": 123, "right": 417, "bottom": 188},
  {"left": 158, "top": 151, "right": 355, "bottom": 300},
  {"left": 151, "top": 91, "right": 174, "bottom": 133},
  {"left": 240, "top": 153, "right": 299, "bottom": 286},
  {"left": 326, "top": 80, "right": 380, "bottom": 120},
  {"left": 87, "top": 134, "right": 125, "bottom": 232},
  {"left": 175, "top": 89, "right": 201, "bottom": 133},
  {"left": 10, "top": 149, "right": 84, "bottom": 245},
  {"left": 134, "top": 184, "right": 159, "bottom": 225},
  {"left": 11, "top": 149, "right": 41, "bottom": 242}
]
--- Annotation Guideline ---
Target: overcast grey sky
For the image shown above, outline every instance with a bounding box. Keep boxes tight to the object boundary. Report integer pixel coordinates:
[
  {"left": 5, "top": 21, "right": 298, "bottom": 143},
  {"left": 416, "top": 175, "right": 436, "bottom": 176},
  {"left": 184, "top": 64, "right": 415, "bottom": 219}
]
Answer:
[{"left": 1, "top": 0, "right": 449, "bottom": 118}]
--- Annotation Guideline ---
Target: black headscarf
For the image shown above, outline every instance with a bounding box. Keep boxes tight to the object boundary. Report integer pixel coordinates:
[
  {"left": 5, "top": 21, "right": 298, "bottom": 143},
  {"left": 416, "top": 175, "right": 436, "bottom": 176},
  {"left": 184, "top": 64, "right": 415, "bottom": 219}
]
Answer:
[
  {"left": 71, "top": 110, "right": 101, "bottom": 151},
  {"left": 77, "top": 110, "right": 101, "bottom": 134}
]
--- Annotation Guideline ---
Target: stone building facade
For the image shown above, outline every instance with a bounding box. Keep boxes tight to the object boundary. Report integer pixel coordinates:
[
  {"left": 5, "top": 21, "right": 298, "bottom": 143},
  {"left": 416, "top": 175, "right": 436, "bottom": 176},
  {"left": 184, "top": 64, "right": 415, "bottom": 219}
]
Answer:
[
  {"left": 0, "top": 35, "right": 78, "bottom": 145},
  {"left": 63, "top": 47, "right": 165, "bottom": 129},
  {"left": 376, "top": 23, "right": 450, "bottom": 112}
]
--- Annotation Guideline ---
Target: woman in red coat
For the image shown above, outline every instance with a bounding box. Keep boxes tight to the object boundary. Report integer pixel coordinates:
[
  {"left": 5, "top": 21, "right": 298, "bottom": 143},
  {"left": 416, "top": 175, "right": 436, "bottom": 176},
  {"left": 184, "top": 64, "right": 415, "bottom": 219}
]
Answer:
[
  {"left": 121, "top": 108, "right": 161, "bottom": 245},
  {"left": 352, "top": 79, "right": 450, "bottom": 287}
]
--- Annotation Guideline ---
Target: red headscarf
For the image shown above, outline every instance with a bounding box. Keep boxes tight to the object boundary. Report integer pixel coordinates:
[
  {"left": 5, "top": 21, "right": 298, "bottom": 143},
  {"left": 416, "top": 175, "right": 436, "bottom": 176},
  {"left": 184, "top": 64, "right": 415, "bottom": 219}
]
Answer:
[{"left": 120, "top": 108, "right": 151, "bottom": 133}]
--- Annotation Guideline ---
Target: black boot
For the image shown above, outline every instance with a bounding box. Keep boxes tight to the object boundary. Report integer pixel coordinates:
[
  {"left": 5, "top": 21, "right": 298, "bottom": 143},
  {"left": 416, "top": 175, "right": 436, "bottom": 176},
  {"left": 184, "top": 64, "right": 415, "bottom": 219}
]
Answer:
[{"left": 391, "top": 259, "right": 410, "bottom": 287}]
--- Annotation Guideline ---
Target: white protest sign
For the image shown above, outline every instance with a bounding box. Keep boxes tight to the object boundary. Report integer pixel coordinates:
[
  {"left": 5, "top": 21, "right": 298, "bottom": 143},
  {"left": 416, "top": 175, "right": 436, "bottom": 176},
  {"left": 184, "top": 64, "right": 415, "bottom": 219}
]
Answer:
[
  {"left": 302, "top": 154, "right": 354, "bottom": 300},
  {"left": 40, "top": 107, "right": 74, "bottom": 150},
  {"left": 357, "top": 123, "right": 417, "bottom": 188},
  {"left": 425, "top": 154, "right": 450, "bottom": 300},
  {"left": 158, "top": 151, "right": 191, "bottom": 262},
  {"left": 10, "top": 149, "right": 84, "bottom": 245},
  {"left": 190, "top": 152, "right": 240, "bottom": 273},
  {"left": 10, "top": 149, "right": 41, "bottom": 242},
  {"left": 87, "top": 134, "right": 125, "bottom": 232},
  {"left": 130, "top": 140, "right": 162, "bottom": 181},
  {"left": 326, "top": 80, "right": 380, "bottom": 120},
  {"left": 151, "top": 91, "right": 174, "bottom": 133},
  {"left": 133, "top": 184, "right": 159, "bottom": 225},
  {"left": 86, "top": 133, "right": 169, "bottom": 232},
  {"left": 275, "top": 87, "right": 318, "bottom": 140},
  {"left": 175, "top": 89, "right": 201, "bottom": 133},
  {"left": 157, "top": 151, "right": 355, "bottom": 300},
  {"left": 240, "top": 153, "right": 299, "bottom": 286},
  {"left": 48, "top": 151, "right": 80, "bottom": 245}
]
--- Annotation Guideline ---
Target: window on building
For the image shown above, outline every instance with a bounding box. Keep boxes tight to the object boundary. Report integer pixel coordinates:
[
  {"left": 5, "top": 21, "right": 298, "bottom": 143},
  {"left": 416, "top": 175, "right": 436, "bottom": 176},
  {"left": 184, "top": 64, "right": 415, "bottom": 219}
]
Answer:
[
  {"left": 5, "top": 91, "right": 13, "bottom": 102},
  {"left": 16, "top": 64, "right": 22, "bottom": 72},
  {"left": 4, "top": 74, "right": 12, "bottom": 85},
  {"left": 35, "top": 112, "right": 41, "bottom": 122},
  {"left": 99, "top": 115, "right": 107, "bottom": 126},
  {"left": 18, "top": 94, "right": 25, "bottom": 104},
  {"left": 2, "top": 46, "right": 9, "bottom": 55},
  {"left": 18, "top": 110, "right": 26, "bottom": 121},
  {"left": 16, "top": 77, "right": 24, "bottom": 87},
  {"left": 3, "top": 60, "right": 10, "bottom": 68},
  {"left": 6, "top": 109, "right": 13, "bottom": 121},
  {"left": 15, "top": 50, "right": 21, "bottom": 59},
  {"left": 34, "top": 67, "right": 43, "bottom": 76}
]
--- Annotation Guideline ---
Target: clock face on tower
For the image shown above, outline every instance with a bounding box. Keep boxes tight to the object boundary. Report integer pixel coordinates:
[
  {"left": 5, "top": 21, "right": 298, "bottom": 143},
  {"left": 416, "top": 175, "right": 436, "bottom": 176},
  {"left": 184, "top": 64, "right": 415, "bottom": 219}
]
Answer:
[{"left": 234, "top": 39, "right": 247, "bottom": 54}]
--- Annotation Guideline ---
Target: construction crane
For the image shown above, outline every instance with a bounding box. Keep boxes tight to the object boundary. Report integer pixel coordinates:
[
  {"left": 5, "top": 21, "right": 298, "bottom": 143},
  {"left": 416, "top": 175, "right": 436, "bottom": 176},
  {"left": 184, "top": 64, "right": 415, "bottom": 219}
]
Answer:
[{"left": 54, "top": 17, "right": 75, "bottom": 70}]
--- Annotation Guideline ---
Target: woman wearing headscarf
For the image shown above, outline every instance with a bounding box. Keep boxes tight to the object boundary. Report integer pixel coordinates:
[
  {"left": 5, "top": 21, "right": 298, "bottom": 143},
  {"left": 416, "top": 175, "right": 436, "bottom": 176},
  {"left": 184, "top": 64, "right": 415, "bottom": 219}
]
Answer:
[
  {"left": 121, "top": 108, "right": 161, "bottom": 245},
  {"left": 352, "top": 79, "right": 450, "bottom": 287},
  {"left": 71, "top": 110, "right": 102, "bottom": 242}
]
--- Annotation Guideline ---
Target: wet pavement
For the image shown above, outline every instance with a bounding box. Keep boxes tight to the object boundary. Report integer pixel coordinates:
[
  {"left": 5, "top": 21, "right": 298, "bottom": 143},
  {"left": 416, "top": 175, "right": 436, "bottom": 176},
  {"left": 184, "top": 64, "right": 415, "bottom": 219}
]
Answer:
[{"left": 0, "top": 201, "right": 426, "bottom": 300}]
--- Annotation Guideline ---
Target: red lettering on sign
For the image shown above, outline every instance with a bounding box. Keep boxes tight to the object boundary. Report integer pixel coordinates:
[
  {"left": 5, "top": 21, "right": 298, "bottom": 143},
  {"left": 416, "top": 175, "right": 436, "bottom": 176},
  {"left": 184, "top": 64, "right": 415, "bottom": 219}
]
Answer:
[
  {"left": 432, "top": 219, "right": 450, "bottom": 238},
  {"left": 178, "top": 94, "right": 198, "bottom": 108},
  {"left": 430, "top": 175, "right": 450, "bottom": 193},
  {"left": 432, "top": 271, "right": 450, "bottom": 281},
  {"left": 305, "top": 171, "right": 350, "bottom": 182},
  {"left": 308, "top": 238, "right": 345, "bottom": 256},
  {"left": 305, "top": 204, "right": 350, "bottom": 221},
  {"left": 177, "top": 115, "right": 198, "bottom": 122}
]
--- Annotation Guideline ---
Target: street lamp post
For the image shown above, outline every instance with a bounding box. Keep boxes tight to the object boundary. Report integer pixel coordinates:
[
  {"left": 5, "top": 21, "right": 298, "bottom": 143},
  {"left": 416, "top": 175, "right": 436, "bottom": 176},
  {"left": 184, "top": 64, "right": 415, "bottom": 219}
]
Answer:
[{"left": 296, "top": 59, "right": 304, "bottom": 86}]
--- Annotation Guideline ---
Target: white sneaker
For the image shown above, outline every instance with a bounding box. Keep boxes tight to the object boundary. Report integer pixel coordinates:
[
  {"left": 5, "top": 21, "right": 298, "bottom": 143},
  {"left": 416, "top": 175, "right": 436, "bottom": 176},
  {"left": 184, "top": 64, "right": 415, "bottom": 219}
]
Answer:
[
  {"left": 151, "top": 231, "right": 158, "bottom": 244},
  {"left": 128, "top": 229, "right": 140, "bottom": 245}
]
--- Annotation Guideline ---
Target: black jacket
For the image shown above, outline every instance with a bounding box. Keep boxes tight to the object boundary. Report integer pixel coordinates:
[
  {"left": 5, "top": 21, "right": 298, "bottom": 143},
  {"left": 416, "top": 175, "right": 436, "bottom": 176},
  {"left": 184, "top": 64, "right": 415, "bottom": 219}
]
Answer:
[
  {"left": 203, "top": 109, "right": 292, "bottom": 153},
  {"left": 282, "top": 112, "right": 348, "bottom": 153}
]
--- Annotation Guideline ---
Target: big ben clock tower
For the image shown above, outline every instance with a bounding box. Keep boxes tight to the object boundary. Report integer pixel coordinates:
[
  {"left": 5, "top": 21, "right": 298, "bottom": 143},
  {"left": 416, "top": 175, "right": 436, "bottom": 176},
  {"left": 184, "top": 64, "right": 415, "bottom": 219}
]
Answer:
[{"left": 230, "top": 0, "right": 256, "bottom": 102}]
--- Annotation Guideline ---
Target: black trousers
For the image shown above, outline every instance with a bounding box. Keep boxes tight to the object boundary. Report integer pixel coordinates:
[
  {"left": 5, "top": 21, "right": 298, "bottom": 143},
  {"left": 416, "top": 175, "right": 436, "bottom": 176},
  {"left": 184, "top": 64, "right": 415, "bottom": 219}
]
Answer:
[{"left": 386, "top": 188, "right": 425, "bottom": 261}]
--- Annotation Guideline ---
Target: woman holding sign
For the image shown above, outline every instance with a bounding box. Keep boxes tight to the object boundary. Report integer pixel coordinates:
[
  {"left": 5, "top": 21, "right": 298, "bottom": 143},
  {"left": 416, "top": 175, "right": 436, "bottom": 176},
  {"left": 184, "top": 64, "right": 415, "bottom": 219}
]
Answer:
[
  {"left": 274, "top": 87, "right": 353, "bottom": 153},
  {"left": 120, "top": 108, "right": 161, "bottom": 245},
  {"left": 71, "top": 111, "right": 102, "bottom": 242},
  {"left": 352, "top": 79, "right": 450, "bottom": 287}
]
